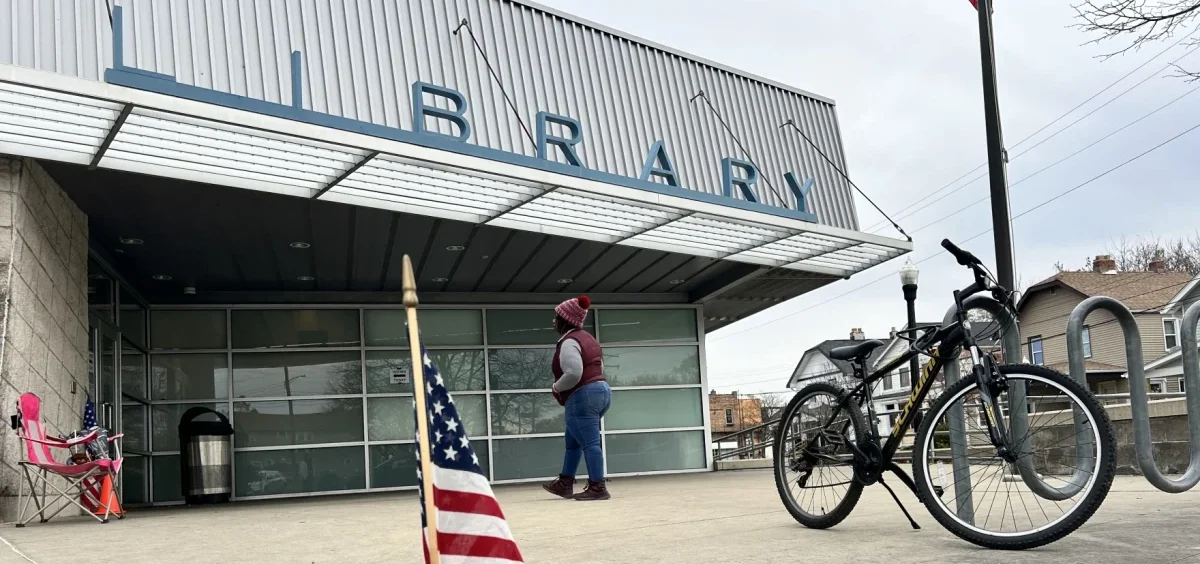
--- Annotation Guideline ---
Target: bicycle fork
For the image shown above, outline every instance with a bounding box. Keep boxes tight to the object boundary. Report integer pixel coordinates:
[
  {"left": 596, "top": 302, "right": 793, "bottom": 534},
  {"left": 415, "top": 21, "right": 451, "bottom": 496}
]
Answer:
[{"left": 972, "top": 350, "right": 1018, "bottom": 462}]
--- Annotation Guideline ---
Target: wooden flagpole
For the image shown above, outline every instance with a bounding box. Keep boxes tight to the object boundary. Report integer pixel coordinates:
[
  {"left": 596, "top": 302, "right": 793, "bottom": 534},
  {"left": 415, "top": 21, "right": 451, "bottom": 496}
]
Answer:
[{"left": 403, "top": 255, "right": 440, "bottom": 564}]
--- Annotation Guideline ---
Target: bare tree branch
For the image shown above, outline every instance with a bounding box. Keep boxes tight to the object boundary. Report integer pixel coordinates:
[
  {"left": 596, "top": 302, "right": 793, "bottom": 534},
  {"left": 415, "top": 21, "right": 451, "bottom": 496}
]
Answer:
[{"left": 1075, "top": 0, "right": 1200, "bottom": 76}]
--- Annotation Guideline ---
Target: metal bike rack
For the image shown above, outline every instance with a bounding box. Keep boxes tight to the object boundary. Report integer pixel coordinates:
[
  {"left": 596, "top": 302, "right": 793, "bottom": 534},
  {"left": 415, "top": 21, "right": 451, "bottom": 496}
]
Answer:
[{"left": 1066, "top": 297, "right": 1200, "bottom": 493}]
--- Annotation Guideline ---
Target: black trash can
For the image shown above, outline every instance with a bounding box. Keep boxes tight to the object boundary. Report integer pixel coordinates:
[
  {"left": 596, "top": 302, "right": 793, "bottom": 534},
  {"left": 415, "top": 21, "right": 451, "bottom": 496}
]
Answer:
[{"left": 178, "top": 407, "right": 233, "bottom": 505}]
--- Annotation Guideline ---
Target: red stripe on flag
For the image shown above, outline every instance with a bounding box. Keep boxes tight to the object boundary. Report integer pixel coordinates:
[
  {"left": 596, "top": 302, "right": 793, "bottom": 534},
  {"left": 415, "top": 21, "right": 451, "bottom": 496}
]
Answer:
[
  {"left": 434, "top": 486, "right": 506, "bottom": 519},
  {"left": 438, "top": 532, "right": 524, "bottom": 560},
  {"left": 970, "top": 0, "right": 979, "bottom": 8}
]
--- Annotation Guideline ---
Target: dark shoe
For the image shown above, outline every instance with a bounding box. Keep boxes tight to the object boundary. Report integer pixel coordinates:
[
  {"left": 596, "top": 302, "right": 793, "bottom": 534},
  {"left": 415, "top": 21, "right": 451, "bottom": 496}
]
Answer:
[
  {"left": 542, "top": 475, "right": 575, "bottom": 499},
  {"left": 573, "top": 480, "right": 611, "bottom": 501}
]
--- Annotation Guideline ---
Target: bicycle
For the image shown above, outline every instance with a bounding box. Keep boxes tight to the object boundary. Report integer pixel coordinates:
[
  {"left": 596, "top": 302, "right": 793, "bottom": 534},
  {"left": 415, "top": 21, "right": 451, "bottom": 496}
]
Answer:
[{"left": 772, "top": 239, "right": 1116, "bottom": 550}]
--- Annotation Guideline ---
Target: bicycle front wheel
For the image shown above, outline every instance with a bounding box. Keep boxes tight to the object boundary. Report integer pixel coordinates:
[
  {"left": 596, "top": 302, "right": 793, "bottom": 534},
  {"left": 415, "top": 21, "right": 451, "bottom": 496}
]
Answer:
[{"left": 912, "top": 364, "right": 1116, "bottom": 550}]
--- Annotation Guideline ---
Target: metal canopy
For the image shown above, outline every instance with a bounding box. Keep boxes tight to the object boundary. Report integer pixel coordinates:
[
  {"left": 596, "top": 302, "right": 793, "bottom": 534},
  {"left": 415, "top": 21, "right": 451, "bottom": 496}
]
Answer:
[{"left": 0, "top": 64, "right": 910, "bottom": 280}]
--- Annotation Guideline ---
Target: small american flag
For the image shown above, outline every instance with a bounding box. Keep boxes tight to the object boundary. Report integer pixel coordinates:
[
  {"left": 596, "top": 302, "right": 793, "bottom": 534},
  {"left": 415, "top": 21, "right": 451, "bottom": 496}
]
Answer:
[
  {"left": 83, "top": 395, "right": 97, "bottom": 429},
  {"left": 415, "top": 346, "right": 524, "bottom": 563}
]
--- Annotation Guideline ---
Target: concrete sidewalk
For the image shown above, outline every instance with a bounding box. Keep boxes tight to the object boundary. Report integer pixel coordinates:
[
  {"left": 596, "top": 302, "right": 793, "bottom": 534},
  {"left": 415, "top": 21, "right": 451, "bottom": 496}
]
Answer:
[{"left": 1, "top": 470, "right": 1197, "bottom": 563}]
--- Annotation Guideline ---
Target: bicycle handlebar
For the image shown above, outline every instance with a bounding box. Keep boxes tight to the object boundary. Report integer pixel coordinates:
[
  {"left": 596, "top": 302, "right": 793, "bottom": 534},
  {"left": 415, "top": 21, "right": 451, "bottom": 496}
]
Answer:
[{"left": 941, "top": 238, "right": 982, "bottom": 267}]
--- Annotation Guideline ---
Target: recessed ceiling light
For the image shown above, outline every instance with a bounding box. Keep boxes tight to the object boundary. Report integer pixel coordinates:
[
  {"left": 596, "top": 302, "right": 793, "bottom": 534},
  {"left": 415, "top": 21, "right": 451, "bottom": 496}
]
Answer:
[
  {"left": 481, "top": 255, "right": 490, "bottom": 260},
  {"left": 113, "top": 248, "right": 125, "bottom": 254},
  {"left": 152, "top": 274, "right": 172, "bottom": 281},
  {"left": 296, "top": 275, "right": 315, "bottom": 281},
  {"left": 289, "top": 242, "right": 311, "bottom": 249},
  {"left": 119, "top": 237, "right": 144, "bottom": 245},
  {"left": 669, "top": 279, "right": 686, "bottom": 285},
  {"left": 446, "top": 245, "right": 465, "bottom": 251},
  {"left": 432, "top": 277, "right": 449, "bottom": 282},
  {"left": 557, "top": 278, "right": 573, "bottom": 284}
]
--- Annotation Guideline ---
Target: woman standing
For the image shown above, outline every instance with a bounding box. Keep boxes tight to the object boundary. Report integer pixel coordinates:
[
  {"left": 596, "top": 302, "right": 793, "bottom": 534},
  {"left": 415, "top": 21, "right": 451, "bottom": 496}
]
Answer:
[{"left": 542, "top": 295, "right": 612, "bottom": 501}]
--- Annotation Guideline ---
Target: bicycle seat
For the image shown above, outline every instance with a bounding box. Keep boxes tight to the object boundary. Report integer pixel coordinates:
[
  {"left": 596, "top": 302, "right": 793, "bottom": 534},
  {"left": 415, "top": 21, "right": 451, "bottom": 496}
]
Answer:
[{"left": 828, "top": 340, "right": 884, "bottom": 361}]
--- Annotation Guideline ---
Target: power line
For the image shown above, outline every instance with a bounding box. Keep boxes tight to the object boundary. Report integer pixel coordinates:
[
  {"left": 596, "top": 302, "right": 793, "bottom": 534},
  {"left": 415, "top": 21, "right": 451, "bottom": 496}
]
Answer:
[
  {"left": 690, "top": 91, "right": 791, "bottom": 207},
  {"left": 906, "top": 84, "right": 1200, "bottom": 235},
  {"left": 710, "top": 117, "right": 1200, "bottom": 343},
  {"left": 863, "top": 32, "right": 1198, "bottom": 233}
]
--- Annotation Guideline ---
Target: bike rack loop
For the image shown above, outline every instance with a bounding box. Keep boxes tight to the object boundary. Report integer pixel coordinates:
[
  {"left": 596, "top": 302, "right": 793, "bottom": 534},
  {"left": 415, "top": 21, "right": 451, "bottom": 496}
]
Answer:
[
  {"left": 941, "top": 295, "right": 1082, "bottom": 523},
  {"left": 1066, "top": 297, "right": 1200, "bottom": 493}
]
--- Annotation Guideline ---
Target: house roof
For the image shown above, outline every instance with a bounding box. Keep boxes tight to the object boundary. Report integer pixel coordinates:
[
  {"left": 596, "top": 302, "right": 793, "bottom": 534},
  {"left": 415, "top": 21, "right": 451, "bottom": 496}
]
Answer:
[
  {"left": 1045, "top": 360, "right": 1127, "bottom": 374},
  {"left": 1162, "top": 276, "right": 1200, "bottom": 314},
  {"left": 1020, "top": 271, "right": 1194, "bottom": 311},
  {"left": 873, "top": 321, "right": 942, "bottom": 369}
]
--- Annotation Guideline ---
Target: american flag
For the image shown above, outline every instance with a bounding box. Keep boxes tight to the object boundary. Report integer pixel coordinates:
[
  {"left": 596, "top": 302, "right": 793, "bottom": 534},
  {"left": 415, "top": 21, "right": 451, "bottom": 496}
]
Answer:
[
  {"left": 83, "top": 395, "right": 97, "bottom": 429},
  {"left": 415, "top": 346, "right": 524, "bottom": 563}
]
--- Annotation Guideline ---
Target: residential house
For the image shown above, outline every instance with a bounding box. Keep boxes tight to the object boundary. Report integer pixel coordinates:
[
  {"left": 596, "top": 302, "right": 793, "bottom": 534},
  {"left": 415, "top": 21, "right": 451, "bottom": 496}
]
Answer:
[
  {"left": 868, "top": 321, "right": 1002, "bottom": 439},
  {"left": 1018, "top": 255, "right": 1192, "bottom": 398},
  {"left": 1136, "top": 270, "right": 1200, "bottom": 394},
  {"left": 786, "top": 328, "right": 888, "bottom": 391},
  {"left": 709, "top": 391, "right": 764, "bottom": 459}
]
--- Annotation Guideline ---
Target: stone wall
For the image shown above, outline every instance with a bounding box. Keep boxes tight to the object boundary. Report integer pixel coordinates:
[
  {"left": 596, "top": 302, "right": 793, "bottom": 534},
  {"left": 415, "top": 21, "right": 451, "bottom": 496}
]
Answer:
[{"left": 0, "top": 157, "right": 90, "bottom": 523}]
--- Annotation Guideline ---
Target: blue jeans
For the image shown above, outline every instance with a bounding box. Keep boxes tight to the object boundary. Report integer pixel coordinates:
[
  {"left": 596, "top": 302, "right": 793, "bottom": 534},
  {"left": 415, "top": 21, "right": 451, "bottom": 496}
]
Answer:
[{"left": 562, "top": 381, "right": 611, "bottom": 482}]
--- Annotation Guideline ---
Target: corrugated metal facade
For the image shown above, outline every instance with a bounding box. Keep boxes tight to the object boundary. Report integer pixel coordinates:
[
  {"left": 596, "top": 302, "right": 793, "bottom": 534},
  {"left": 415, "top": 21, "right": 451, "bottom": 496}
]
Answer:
[{"left": 1, "top": 0, "right": 860, "bottom": 229}]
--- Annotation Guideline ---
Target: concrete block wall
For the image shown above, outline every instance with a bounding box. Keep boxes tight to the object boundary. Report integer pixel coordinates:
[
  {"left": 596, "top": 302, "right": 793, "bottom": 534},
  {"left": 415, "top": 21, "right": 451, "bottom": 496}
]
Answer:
[{"left": 0, "top": 157, "right": 90, "bottom": 523}]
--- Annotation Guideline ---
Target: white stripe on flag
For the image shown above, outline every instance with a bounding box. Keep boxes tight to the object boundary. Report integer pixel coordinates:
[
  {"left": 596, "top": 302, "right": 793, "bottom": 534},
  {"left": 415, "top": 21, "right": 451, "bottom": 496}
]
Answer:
[
  {"left": 440, "top": 555, "right": 524, "bottom": 564},
  {"left": 433, "top": 466, "right": 493, "bottom": 496},
  {"left": 438, "top": 510, "right": 515, "bottom": 541}
]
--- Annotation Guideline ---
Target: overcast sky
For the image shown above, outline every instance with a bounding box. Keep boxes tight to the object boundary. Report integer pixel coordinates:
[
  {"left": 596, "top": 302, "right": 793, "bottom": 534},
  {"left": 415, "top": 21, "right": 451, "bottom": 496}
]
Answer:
[{"left": 535, "top": 0, "right": 1200, "bottom": 395}]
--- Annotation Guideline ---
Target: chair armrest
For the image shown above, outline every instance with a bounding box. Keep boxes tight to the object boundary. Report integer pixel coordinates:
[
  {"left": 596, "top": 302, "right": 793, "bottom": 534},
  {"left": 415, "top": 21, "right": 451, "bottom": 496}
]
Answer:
[
  {"left": 24, "top": 429, "right": 98, "bottom": 448},
  {"left": 107, "top": 433, "right": 124, "bottom": 442}
]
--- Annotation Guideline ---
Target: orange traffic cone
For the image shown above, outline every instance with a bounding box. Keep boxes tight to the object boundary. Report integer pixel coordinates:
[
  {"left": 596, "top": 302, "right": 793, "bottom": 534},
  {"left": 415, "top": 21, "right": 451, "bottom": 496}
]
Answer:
[{"left": 95, "top": 475, "right": 122, "bottom": 518}]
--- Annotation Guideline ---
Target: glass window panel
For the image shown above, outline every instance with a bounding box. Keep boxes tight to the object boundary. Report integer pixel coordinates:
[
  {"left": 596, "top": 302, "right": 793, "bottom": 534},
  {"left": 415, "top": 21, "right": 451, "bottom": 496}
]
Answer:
[
  {"left": 233, "top": 399, "right": 364, "bottom": 448},
  {"left": 87, "top": 259, "right": 114, "bottom": 321},
  {"left": 151, "top": 310, "right": 227, "bottom": 350},
  {"left": 121, "top": 346, "right": 148, "bottom": 400},
  {"left": 488, "top": 349, "right": 554, "bottom": 391},
  {"left": 606, "top": 389, "right": 703, "bottom": 431},
  {"left": 151, "top": 454, "right": 182, "bottom": 502},
  {"left": 121, "top": 402, "right": 148, "bottom": 451},
  {"left": 364, "top": 309, "right": 483, "bottom": 347},
  {"left": 603, "top": 346, "right": 700, "bottom": 387},
  {"left": 366, "top": 350, "right": 485, "bottom": 394},
  {"left": 231, "top": 309, "right": 360, "bottom": 349},
  {"left": 235, "top": 446, "right": 365, "bottom": 497},
  {"left": 152, "top": 403, "right": 228, "bottom": 452},
  {"left": 605, "top": 431, "right": 706, "bottom": 474},
  {"left": 232, "top": 352, "right": 362, "bottom": 398},
  {"left": 370, "top": 441, "right": 488, "bottom": 488},
  {"left": 119, "top": 286, "right": 146, "bottom": 348},
  {"left": 486, "top": 309, "right": 594, "bottom": 346},
  {"left": 123, "top": 455, "right": 148, "bottom": 505},
  {"left": 229, "top": 309, "right": 360, "bottom": 348},
  {"left": 598, "top": 309, "right": 697, "bottom": 344},
  {"left": 367, "top": 394, "right": 486, "bottom": 442},
  {"left": 492, "top": 437, "right": 584, "bottom": 481},
  {"left": 490, "top": 393, "right": 563, "bottom": 436},
  {"left": 151, "top": 354, "right": 230, "bottom": 401}
]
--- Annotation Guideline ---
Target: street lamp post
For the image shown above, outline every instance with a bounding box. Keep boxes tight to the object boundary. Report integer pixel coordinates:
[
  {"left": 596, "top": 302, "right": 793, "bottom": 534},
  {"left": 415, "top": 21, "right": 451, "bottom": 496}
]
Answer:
[{"left": 900, "top": 262, "right": 920, "bottom": 387}]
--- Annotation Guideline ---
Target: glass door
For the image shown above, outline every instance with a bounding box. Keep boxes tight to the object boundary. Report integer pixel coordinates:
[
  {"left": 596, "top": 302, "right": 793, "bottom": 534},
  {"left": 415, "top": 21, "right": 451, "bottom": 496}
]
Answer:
[{"left": 89, "top": 315, "right": 121, "bottom": 436}]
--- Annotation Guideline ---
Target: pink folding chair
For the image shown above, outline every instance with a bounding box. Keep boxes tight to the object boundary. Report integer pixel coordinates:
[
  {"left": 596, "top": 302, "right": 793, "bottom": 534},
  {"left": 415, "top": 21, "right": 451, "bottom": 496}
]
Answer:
[{"left": 12, "top": 393, "right": 124, "bottom": 526}]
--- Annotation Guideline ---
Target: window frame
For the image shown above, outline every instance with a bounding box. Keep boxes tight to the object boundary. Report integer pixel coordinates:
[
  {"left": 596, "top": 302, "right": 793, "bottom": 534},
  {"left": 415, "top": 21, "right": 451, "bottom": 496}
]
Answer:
[
  {"left": 899, "top": 366, "right": 911, "bottom": 388},
  {"left": 1081, "top": 325, "right": 1092, "bottom": 358},
  {"left": 1164, "top": 318, "right": 1180, "bottom": 351},
  {"left": 724, "top": 408, "right": 734, "bottom": 426},
  {"left": 1028, "top": 336, "right": 1044, "bottom": 365}
]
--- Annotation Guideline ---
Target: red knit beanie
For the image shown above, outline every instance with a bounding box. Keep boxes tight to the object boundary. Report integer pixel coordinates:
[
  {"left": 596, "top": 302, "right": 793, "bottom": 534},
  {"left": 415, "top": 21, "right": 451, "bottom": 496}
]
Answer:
[{"left": 555, "top": 295, "right": 591, "bottom": 328}]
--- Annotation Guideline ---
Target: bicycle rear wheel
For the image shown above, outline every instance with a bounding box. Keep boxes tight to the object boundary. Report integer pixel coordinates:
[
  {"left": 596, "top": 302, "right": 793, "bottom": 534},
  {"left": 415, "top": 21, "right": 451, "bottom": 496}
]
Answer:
[
  {"left": 912, "top": 364, "right": 1116, "bottom": 550},
  {"left": 773, "top": 382, "right": 866, "bottom": 529}
]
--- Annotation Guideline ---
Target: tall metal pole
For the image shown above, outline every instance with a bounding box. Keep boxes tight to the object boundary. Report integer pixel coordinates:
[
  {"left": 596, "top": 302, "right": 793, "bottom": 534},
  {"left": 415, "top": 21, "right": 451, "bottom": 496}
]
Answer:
[{"left": 976, "top": 0, "right": 1016, "bottom": 292}]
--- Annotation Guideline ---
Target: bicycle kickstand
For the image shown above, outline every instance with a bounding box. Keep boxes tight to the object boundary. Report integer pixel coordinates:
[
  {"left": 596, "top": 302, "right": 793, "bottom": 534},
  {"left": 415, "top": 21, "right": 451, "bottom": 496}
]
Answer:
[{"left": 877, "top": 476, "right": 921, "bottom": 530}]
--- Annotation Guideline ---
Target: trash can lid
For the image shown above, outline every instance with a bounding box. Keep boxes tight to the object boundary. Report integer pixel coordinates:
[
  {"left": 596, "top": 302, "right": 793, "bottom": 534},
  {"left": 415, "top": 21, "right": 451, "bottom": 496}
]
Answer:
[{"left": 178, "top": 406, "right": 233, "bottom": 436}]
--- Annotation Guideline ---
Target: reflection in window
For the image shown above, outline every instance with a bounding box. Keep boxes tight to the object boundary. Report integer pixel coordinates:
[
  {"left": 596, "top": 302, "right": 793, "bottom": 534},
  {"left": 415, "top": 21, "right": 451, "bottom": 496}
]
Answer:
[
  {"left": 366, "top": 349, "right": 484, "bottom": 394},
  {"left": 488, "top": 349, "right": 554, "bottom": 390},
  {"left": 370, "top": 441, "right": 488, "bottom": 487},
  {"left": 367, "top": 395, "right": 486, "bottom": 442},
  {"left": 490, "top": 393, "right": 563, "bottom": 436},
  {"left": 232, "top": 310, "right": 360, "bottom": 349},
  {"left": 232, "top": 352, "right": 362, "bottom": 397},
  {"left": 233, "top": 399, "right": 364, "bottom": 447},
  {"left": 599, "top": 309, "right": 697, "bottom": 343},
  {"left": 151, "top": 354, "right": 230, "bottom": 401},
  {"left": 120, "top": 285, "right": 146, "bottom": 348},
  {"left": 151, "top": 455, "right": 182, "bottom": 502},
  {"left": 603, "top": 346, "right": 700, "bottom": 387},
  {"left": 486, "top": 309, "right": 594, "bottom": 346},
  {"left": 121, "top": 346, "right": 148, "bottom": 400},
  {"left": 234, "top": 447, "right": 365, "bottom": 497},
  {"left": 606, "top": 431, "right": 706, "bottom": 474},
  {"left": 87, "top": 259, "right": 114, "bottom": 320},
  {"left": 363, "top": 309, "right": 483, "bottom": 347},
  {"left": 121, "top": 403, "right": 148, "bottom": 451},
  {"left": 492, "top": 437, "right": 585, "bottom": 481},
  {"left": 607, "top": 389, "right": 702, "bottom": 431}
]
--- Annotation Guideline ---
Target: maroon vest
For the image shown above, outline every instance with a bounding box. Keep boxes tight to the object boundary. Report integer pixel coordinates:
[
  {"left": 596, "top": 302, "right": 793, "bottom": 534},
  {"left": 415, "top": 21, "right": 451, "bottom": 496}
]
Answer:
[{"left": 552, "top": 329, "right": 604, "bottom": 405}]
